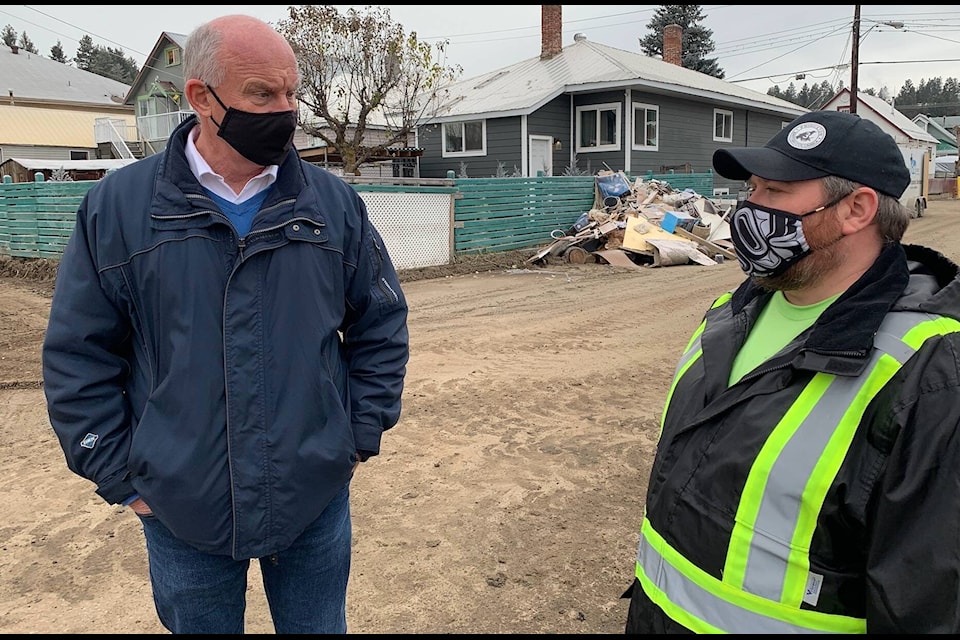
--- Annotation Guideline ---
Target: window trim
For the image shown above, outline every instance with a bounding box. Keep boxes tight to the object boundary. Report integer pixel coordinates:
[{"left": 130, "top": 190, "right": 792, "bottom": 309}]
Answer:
[
  {"left": 441, "top": 120, "right": 487, "bottom": 158},
  {"left": 632, "top": 102, "right": 659, "bottom": 151},
  {"left": 575, "top": 102, "right": 621, "bottom": 153},
  {"left": 713, "top": 109, "right": 733, "bottom": 143},
  {"left": 164, "top": 47, "right": 181, "bottom": 67}
]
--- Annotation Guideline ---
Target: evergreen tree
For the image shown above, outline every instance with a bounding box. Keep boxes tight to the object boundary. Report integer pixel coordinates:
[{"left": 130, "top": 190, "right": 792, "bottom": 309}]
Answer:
[
  {"left": 895, "top": 77, "right": 960, "bottom": 118},
  {"left": 50, "top": 40, "right": 67, "bottom": 63},
  {"left": 73, "top": 35, "right": 138, "bottom": 84},
  {"left": 74, "top": 34, "right": 95, "bottom": 70},
  {"left": 639, "top": 5, "right": 724, "bottom": 79},
  {"left": 766, "top": 73, "right": 960, "bottom": 118},
  {"left": 2, "top": 24, "right": 16, "bottom": 47},
  {"left": 88, "top": 46, "right": 139, "bottom": 84},
  {"left": 17, "top": 31, "right": 38, "bottom": 54}
]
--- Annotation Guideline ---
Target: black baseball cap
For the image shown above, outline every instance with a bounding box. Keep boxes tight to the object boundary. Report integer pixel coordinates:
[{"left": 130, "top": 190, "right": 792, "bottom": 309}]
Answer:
[{"left": 712, "top": 110, "right": 910, "bottom": 198}]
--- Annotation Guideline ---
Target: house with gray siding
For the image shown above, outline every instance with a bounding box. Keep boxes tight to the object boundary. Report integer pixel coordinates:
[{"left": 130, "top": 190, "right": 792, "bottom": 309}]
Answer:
[
  {"left": 122, "top": 31, "right": 192, "bottom": 157},
  {"left": 912, "top": 113, "right": 959, "bottom": 156},
  {"left": 416, "top": 5, "right": 806, "bottom": 192}
]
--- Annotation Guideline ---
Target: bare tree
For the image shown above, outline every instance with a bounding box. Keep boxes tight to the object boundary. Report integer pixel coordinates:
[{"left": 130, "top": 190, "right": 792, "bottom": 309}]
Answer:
[{"left": 276, "top": 5, "right": 461, "bottom": 175}]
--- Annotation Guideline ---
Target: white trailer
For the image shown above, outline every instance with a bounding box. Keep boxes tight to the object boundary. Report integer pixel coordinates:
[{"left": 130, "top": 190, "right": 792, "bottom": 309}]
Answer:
[{"left": 899, "top": 144, "right": 930, "bottom": 219}]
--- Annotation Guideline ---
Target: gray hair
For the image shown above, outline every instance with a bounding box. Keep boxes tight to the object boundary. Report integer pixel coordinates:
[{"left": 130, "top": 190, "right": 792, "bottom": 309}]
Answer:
[
  {"left": 822, "top": 176, "right": 909, "bottom": 244},
  {"left": 183, "top": 21, "right": 225, "bottom": 87}
]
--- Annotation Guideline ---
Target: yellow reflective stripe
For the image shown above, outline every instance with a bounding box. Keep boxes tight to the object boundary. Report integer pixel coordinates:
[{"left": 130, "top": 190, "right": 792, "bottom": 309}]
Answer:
[
  {"left": 902, "top": 316, "right": 960, "bottom": 349},
  {"left": 683, "top": 292, "right": 732, "bottom": 352},
  {"left": 661, "top": 347, "right": 702, "bottom": 434},
  {"left": 725, "top": 374, "right": 834, "bottom": 589},
  {"left": 712, "top": 291, "right": 734, "bottom": 309},
  {"left": 636, "top": 552, "right": 724, "bottom": 631},
  {"left": 782, "top": 354, "right": 903, "bottom": 605},
  {"left": 638, "top": 520, "right": 867, "bottom": 633},
  {"left": 668, "top": 294, "right": 732, "bottom": 432}
]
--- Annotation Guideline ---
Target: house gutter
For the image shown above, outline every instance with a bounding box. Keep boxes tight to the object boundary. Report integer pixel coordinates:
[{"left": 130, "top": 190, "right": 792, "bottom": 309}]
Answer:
[{"left": 567, "top": 79, "right": 807, "bottom": 118}]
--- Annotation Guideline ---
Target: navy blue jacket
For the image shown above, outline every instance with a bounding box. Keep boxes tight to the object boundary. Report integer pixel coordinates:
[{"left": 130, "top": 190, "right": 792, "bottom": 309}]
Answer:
[{"left": 42, "top": 116, "right": 409, "bottom": 560}]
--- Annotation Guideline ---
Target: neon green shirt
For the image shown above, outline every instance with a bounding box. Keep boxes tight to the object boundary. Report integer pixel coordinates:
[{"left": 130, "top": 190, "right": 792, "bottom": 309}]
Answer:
[{"left": 729, "top": 291, "right": 841, "bottom": 386}]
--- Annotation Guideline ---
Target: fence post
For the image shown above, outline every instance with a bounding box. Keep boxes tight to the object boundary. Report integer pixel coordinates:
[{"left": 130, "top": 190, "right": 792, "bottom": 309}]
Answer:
[
  {"left": 446, "top": 170, "right": 456, "bottom": 179},
  {"left": 34, "top": 172, "right": 44, "bottom": 182}
]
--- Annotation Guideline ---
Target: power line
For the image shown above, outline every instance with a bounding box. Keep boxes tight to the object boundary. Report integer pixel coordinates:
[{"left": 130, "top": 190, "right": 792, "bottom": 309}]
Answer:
[
  {"left": 731, "top": 58, "right": 960, "bottom": 84},
  {"left": 4, "top": 4, "right": 960, "bottom": 93}
]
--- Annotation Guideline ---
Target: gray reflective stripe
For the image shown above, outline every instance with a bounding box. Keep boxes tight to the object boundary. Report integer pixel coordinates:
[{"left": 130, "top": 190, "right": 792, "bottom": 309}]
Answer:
[
  {"left": 637, "top": 533, "right": 841, "bottom": 634},
  {"left": 641, "top": 311, "right": 941, "bottom": 632},
  {"left": 674, "top": 335, "right": 702, "bottom": 378},
  {"left": 740, "top": 311, "right": 931, "bottom": 600}
]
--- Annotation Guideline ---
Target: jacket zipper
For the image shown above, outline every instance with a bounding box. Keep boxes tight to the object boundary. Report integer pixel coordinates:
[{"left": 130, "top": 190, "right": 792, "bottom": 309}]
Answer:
[{"left": 371, "top": 235, "right": 399, "bottom": 303}]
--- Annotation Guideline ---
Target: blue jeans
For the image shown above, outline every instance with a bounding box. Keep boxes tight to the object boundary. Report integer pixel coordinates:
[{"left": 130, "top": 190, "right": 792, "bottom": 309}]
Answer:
[{"left": 138, "top": 484, "right": 352, "bottom": 634}]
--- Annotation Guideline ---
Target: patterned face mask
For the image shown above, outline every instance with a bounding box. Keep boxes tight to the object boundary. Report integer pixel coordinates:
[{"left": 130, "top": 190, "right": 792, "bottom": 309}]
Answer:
[{"left": 729, "top": 195, "right": 847, "bottom": 278}]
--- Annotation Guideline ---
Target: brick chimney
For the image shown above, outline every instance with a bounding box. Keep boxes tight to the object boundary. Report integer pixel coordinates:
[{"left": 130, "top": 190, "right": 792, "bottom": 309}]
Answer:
[
  {"left": 663, "top": 24, "right": 682, "bottom": 66},
  {"left": 541, "top": 5, "right": 562, "bottom": 60}
]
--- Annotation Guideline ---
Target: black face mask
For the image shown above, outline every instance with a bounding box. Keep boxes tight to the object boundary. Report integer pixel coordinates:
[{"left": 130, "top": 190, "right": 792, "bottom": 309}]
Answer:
[{"left": 206, "top": 85, "right": 297, "bottom": 166}]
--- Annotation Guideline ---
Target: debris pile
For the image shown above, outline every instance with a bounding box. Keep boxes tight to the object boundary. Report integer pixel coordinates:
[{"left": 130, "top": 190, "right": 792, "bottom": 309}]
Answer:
[{"left": 527, "top": 171, "right": 738, "bottom": 269}]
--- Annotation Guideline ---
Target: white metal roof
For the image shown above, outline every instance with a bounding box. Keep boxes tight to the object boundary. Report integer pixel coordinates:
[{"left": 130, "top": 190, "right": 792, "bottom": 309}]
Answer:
[
  {"left": 424, "top": 37, "right": 807, "bottom": 124},
  {"left": 4, "top": 157, "right": 138, "bottom": 171},
  {"left": 854, "top": 91, "right": 939, "bottom": 144},
  {"left": 0, "top": 45, "right": 130, "bottom": 106}
]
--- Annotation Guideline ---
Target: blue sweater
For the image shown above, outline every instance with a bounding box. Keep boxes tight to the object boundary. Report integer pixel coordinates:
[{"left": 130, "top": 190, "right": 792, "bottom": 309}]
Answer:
[{"left": 207, "top": 189, "right": 271, "bottom": 237}]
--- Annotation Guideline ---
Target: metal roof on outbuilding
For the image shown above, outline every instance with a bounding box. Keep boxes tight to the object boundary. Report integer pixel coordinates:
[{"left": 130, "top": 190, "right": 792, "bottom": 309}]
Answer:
[
  {"left": 0, "top": 44, "right": 130, "bottom": 106},
  {"left": 4, "top": 157, "right": 138, "bottom": 171}
]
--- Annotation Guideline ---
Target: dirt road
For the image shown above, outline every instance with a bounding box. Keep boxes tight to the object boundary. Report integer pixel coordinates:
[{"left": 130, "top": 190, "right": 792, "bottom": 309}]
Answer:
[{"left": 2, "top": 199, "right": 959, "bottom": 634}]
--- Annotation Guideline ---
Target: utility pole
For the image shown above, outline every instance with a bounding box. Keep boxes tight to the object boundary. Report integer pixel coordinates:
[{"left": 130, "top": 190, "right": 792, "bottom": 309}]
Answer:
[{"left": 850, "top": 5, "right": 861, "bottom": 114}]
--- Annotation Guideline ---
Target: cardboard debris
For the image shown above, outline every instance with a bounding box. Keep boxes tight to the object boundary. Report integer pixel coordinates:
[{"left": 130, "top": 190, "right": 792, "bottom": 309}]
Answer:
[{"left": 527, "top": 171, "right": 737, "bottom": 269}]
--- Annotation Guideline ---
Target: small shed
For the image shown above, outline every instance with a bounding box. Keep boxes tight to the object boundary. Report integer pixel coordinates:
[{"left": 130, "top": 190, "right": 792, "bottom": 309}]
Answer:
[{"left": 0, "top": 157, "right": 138, "bottom": 183}]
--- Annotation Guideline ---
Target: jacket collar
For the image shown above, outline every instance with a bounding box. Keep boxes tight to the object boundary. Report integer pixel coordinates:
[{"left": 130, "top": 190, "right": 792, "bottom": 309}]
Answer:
[
  {"left": 150, "top": 115, "right": 318, "bottom": 224},
  {"left": 730, "top": 242, "right": 910, "bottom": 358}
]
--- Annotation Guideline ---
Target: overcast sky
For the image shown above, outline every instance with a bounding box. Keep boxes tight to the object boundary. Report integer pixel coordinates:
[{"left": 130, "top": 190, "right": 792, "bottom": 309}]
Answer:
[{"left": 3, "top": 5, "right": 959, "bottom": 102}]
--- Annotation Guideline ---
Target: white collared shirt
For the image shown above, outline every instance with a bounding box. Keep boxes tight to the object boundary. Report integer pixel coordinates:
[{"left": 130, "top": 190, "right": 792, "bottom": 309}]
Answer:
[{"left": 184, "top": 125, "right": 278, "bottom": 204}]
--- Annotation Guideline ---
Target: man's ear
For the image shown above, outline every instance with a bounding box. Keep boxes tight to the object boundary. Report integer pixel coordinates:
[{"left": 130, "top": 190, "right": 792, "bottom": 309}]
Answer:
[
  {"left": 842, "top": 187, "right": 880, "bottom": 234},
  {"left": 183, "top": 79, "right": 213, "bottom": 117}
]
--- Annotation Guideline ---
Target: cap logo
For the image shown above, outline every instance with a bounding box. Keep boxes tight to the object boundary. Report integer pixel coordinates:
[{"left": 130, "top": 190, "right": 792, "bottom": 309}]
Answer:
[{"left": 787, "top": 122, "right": 827, "bottom": 150}]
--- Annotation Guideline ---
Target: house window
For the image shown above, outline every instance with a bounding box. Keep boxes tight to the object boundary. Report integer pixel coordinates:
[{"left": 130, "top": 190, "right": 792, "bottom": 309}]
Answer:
[
  {"left": 633, "top": 103, "right": 659, "bottom": 150},
  {"left": 837, "top": 105, "right": 851, "bottom": 113},
  {"left": 165, "top": 47, "right": 181, "bottom": 67},
  {"left": 576, "top": 102, "right": 620, "bottom": 152},
  {"left": 70, "top": 150, "right": 89, "bottom": 160},
  {"left": 714, "top": 109, "right": 733, "bottom": 142},
  {"left": 441, "top": 120, "right": 486, "bottom": 157}
]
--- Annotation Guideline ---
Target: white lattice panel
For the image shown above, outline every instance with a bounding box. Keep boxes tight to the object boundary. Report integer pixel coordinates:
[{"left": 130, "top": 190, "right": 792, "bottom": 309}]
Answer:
[{"left": 358, "top": 192, "right": 452, "bottom": 269}]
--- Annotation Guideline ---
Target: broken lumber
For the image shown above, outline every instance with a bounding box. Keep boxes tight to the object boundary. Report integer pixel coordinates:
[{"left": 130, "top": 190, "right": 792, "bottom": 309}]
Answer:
[{"left": 672, "top": 227, "right": 737, "bottom": 261}]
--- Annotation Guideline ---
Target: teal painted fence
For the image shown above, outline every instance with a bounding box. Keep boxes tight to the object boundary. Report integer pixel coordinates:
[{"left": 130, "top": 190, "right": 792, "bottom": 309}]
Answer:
[
  {"left": 0, "top": 170, "right": 714, "bottom": 259},
  {"left": 451, "top": 171, "right": 715, "bottom": 254},
  {"left": 452, "top": 176, "right": 596, "bottom": 253},
  {"left": 0, "top": 180, "right": 91, "bottom": 258}
]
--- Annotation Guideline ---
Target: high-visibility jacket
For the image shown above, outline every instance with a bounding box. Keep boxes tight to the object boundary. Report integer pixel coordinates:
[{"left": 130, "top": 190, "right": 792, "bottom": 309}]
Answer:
[{"left": 625, "top": 243, "right": 960, "bottom": 634}]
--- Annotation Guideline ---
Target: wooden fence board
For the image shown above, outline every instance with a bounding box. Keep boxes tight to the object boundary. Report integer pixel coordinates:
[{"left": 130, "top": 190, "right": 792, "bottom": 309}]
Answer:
[{"left": 1, "top": 172, "right": 715, "bottom": 259}]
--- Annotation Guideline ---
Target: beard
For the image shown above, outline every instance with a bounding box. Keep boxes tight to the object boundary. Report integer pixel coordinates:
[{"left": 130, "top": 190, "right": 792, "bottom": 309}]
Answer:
[{"left": 751, "top": 211, "right": 845, "bottom": 292}]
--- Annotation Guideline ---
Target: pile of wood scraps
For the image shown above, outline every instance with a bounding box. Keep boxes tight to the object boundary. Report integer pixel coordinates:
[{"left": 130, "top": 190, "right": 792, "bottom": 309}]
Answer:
[{"left": 527, "top": 171, "right": 737, "bottom": 269}]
